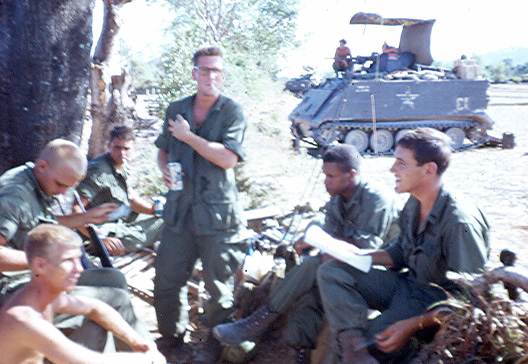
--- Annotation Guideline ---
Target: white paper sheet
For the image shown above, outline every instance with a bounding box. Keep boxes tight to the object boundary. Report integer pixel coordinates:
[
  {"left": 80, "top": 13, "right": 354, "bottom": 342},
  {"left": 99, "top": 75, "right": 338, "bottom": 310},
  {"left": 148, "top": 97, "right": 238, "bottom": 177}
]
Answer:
[{"left": 304, "top": 225, "right": 372, "bottom": 273}]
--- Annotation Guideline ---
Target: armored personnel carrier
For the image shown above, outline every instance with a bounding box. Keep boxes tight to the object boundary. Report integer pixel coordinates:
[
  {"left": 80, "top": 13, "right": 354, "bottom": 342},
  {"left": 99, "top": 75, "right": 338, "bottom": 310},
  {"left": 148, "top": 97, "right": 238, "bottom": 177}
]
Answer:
[{"left": 289, "top": 12, "right": 495, "bottom": 153}]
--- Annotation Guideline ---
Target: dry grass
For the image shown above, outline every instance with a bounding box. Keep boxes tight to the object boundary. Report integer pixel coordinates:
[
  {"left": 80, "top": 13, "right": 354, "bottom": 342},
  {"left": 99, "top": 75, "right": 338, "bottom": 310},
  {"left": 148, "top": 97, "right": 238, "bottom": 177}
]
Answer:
[
  {"left": 413, "top": 290, "right": 528, "bottom": 363},
  {"left": 128, "top": 83, "right": 528, "bottom": 363}
]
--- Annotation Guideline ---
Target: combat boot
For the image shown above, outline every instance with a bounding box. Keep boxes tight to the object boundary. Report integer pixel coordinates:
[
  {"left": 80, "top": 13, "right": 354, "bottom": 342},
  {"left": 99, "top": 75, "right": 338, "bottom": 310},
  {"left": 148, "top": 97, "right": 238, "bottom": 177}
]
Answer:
[
  {"left": 338, "top": 329, "right": 379, "bottom": 364},
  {"left": 212, "top": 304, "right": 279, "bottom": 345}
]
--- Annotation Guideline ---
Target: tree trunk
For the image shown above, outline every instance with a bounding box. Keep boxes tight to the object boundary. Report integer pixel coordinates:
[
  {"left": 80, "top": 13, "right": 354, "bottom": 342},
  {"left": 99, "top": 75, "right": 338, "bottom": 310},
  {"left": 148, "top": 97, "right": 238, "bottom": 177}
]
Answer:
[
  {"left": 88, "top": 0, "right": 134, "bottom": 159},
  {"left": 0, "top": 0, "right": 94, "bottom": 174}
]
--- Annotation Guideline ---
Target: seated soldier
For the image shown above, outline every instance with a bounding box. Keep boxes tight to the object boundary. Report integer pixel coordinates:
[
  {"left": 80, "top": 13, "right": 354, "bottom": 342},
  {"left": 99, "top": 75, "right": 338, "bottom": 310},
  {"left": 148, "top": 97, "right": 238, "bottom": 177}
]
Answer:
[
  {"left": 0, "top": 224, "right": 165, "bottom": 364},
  {"left": 382, "top": 41, "right": 400, "bottom": 54},
  {"left": 75, "top": 126, "right": 163, "bottom": 255},
  {"left": 317, "top": 128, "right": 489, "bottom": 364},
  {"left": 368, "top": 43, "right": 414, "bottom": 74},
  {"left": 213, "top": 145, "right": 400, "bottom": 364},
  {"left": 0, "top": 138, "right": 150, "bottom": 353},
  {"left": 333, "top": 39, "right": 353, "bottom": 76}
]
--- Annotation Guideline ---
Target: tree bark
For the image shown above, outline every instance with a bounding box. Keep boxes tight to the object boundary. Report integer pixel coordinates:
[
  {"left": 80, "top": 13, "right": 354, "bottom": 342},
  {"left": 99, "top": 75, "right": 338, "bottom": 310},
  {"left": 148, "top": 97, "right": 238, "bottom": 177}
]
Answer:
[
  {"left": 0, "top": 0, "right": 94, "bottom": 174},
  {"left": 88, "top": 0, "right": 133, "bottom": 159}
]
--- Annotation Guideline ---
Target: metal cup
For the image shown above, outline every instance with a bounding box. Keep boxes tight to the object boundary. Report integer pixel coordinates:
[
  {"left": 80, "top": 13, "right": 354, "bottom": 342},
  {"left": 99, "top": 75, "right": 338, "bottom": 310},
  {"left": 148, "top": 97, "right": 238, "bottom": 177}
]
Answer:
[{"left": 167, "top": 162, "right": 183, "bottom": 191}]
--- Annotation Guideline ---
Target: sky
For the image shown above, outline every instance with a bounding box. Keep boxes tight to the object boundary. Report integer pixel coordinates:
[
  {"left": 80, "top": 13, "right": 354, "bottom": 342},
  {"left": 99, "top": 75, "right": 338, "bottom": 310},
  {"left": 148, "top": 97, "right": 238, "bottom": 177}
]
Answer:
[
  {"left": 289, "top": 0, "right": 528, "bottom": 75},
  {"left": 94, "top": 0, "right": 528, "bottom": 76}
]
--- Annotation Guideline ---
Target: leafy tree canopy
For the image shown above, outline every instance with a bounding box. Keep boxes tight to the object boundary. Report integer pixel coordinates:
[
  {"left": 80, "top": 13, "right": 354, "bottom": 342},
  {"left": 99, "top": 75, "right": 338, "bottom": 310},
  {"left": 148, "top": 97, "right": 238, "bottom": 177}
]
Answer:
[{"left": 156, "top": 0, "right": 300, "bottom": 109}]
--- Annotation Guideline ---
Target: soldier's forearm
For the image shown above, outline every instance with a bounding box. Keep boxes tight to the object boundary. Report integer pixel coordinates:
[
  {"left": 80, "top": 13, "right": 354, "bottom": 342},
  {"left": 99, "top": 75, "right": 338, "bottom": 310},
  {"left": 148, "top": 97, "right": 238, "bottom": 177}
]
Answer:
[
  {"left": 0, "top": 245, "right": 29, "bottom": 271},
  {"left": 180, "top": 132, "right": 238, "bottom": 169},
  {"left": 87, "top": 300, "right": 149, "bottom": 352},
  {"left": 369, "top": 250, "right": 394, "bottom": 267},
  {"left": 130, "top": 197, "right": 154, "bottom": 215},
  {"left": 157, "top": 149, "right": 169, "bottom": 172}
]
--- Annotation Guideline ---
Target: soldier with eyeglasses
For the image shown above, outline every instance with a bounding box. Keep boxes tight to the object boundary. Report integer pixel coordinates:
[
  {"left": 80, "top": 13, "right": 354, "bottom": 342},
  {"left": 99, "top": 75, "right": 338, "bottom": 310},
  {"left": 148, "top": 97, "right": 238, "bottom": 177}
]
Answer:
[{"left": 153, "top": 46, "right": 249, "bottom": 363}]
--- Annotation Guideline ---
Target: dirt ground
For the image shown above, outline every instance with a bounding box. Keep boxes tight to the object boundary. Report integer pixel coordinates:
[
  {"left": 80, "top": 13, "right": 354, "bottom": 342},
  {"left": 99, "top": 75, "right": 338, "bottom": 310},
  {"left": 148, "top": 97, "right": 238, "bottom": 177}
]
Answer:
[{"left": 130, "top": 83, "right": 528, "bottom": 363}]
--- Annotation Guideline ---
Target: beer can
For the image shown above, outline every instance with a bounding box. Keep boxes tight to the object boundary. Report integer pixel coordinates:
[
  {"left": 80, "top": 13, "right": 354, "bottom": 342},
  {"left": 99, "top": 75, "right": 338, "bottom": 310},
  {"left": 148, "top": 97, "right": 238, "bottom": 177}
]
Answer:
[
  {"left": 167, "top": 162, "right": 183, "bottom": 191},
  {"left": 153, "top": 196, "right": 165, "bottom": 217}
]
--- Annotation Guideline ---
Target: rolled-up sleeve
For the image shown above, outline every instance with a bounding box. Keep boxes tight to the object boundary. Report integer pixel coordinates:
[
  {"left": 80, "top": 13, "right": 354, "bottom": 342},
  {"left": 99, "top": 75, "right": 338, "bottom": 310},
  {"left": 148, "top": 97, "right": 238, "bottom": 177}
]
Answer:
[
  {"left": 155, "top": 119, "right": 171, "bottom": 152},
  {"left": 221, "top": 102, "right": 247, "bottom": 161},
  {"left": 77, "top": 172, "right": 99, "bottom": 202},
  {"left": 0, "top": 196, "right": 24, "bottom": 242}
]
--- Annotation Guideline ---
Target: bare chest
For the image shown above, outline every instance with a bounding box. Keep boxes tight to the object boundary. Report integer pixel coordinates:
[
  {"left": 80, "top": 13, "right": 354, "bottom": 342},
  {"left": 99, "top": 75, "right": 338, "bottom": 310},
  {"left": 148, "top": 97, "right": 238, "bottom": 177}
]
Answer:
[
  {"left": 0, "top": 340, "right": 44, "bottom": 364},
  {"left": 193, "top": 103, "right": 212, "bottom": 129}
]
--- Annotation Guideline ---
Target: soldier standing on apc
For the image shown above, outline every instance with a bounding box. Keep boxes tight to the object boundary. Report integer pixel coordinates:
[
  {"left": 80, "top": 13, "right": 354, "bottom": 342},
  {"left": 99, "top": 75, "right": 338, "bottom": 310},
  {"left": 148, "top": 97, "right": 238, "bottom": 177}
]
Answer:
[{"left": 154, "top": 46, "right": 248, "bottom": 362}]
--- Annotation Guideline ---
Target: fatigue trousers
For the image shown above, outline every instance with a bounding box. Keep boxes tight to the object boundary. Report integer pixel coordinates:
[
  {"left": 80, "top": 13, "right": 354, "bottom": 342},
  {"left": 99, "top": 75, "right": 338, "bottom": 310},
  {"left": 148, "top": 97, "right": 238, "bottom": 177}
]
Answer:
[
  {"left": 153, "top": 223, "right": 246, "bottom": 338},
  {"left": 97, "top": 213, "right": 164, "bottom": 253},
  {"left": 268, "top": 255, "right": 325, "bottom": 349},
  {"left": 317, "top": 260, "right": 446, "bottom": 364}
]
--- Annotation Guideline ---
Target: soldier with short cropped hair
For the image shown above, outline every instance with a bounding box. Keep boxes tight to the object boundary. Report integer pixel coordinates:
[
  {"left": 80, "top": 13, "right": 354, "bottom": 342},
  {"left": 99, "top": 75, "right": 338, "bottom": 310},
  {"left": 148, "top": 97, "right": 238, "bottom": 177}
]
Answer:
[
  {"left": 154, "top": 46, "right": 249, "bottom": 362},
  {"left": 317, "top": 128, "right": 490, "bottom": 364},
  {"left": 0, "top": 138, "right": 151, "bottom": 353},
  {"left": 0, "top": 224, "right": 165, "bottom": 364},
  {"left": 76, "top": 126, "right": 163, "bottom": 254}
]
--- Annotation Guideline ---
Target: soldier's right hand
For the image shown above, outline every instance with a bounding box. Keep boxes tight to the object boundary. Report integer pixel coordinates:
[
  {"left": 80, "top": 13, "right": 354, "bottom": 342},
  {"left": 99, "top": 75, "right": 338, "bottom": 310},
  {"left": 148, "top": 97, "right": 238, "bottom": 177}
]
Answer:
[
  {"left": 161, "top": 167, "right": 172, "bottom": 189},
  {"left": 293, "top": 236, "right": 311, "bottom": 256}
]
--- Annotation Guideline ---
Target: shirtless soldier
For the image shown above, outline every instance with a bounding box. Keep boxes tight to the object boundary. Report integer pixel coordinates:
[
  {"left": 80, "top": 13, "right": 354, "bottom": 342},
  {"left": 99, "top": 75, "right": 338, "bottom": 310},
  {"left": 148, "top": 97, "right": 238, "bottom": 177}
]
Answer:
[{"left": 0, "top": 224, "right": 166, "bottom": 364}]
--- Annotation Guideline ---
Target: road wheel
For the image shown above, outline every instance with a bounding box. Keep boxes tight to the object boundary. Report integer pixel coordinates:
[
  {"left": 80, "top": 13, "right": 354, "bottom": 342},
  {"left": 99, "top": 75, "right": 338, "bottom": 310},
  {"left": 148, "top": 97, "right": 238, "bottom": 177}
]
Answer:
[
  {"left": 395, "top": 129, "right": 411, "bottom": 143},
  {"left": 370, "top": 129, "right": 394, "bottom": 153},
  {"left": 344, "top": 130, "right": 369, "bottom": 153},
  {"left": 445, "top": 127, "right": 466, "bottom": 149}
]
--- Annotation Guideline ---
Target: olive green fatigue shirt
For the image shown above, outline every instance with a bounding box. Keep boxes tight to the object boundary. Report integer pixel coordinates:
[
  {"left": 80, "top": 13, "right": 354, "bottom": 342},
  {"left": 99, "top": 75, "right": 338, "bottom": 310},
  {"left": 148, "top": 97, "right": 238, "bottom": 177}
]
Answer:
[
  {"left": 270, "top": 180, "right": 400, "bottom": 348},
  {"left": 77, "top": 153, "right": 130, "bottom": 209},
  {"left": 0, "top": 165, "right": 149, "bottom": 351},
  {"left": 76, "top": 153, "right": 163, "bottom": 251},
  {"left": 154, "top": 94, "right": 247, "bottom": 240},
  {"left": 386, "top": 186, "right": 490, "bottom": 290},
  {"left": 323, "top": 180, "right": 400, "bottom": 249},
  {"left": 0, "top": 163, "right": 56, "bottom": 250}
]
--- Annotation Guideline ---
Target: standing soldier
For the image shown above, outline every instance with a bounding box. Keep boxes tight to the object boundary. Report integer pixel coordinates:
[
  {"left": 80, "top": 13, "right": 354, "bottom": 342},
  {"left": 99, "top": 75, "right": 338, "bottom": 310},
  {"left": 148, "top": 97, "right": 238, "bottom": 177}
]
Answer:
[{"left": 154, "top": 46, "right": 248, "bottom": 363}]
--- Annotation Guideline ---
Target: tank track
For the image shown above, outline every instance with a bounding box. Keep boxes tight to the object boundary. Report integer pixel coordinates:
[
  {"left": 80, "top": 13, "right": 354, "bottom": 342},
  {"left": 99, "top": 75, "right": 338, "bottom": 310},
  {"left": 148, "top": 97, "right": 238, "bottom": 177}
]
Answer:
[{"left": 313, "top": 119, "right": 487, "bottom": 153}]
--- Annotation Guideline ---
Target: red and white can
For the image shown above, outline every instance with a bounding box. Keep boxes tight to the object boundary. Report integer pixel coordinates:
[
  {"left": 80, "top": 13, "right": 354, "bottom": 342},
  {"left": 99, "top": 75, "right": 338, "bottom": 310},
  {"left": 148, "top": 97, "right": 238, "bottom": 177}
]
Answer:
[{"left": 168, "top": 162, "right": 183, "bottom": 191}]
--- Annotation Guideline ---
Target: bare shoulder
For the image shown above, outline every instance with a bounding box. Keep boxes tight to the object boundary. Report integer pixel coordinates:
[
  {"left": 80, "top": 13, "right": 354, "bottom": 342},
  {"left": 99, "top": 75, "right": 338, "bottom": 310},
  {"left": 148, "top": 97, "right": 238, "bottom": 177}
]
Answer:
[
  {"left": 0, "top": 305, "right": 48, "bottom": 363},
  {"left": 52, "top": 291, "right": 105, "bottom": 319},
  {"left": 0, "top": 301, "right": 101, "bottom": 364},
  {"left": 1, "top": 303, "right": 43, "bottom": 325}
]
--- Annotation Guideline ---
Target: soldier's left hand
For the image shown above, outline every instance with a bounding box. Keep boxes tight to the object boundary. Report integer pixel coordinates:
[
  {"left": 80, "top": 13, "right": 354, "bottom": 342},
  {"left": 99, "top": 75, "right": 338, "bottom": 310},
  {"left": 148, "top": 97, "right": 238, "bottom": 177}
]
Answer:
[
  {"left": 375, "top": 318, "right": 415, "bottom": 353},
  {"left": 102, "top": 237, "right": 125, "bottom": 256}
]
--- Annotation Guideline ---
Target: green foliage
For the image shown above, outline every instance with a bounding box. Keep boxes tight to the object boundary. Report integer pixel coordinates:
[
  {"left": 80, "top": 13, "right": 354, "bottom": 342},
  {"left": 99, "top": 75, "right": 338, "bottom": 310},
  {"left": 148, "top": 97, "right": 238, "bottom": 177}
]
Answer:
[
  {"left": 156, "top": 0, "right": 299, "bottom": 112},
  {"left": 129, "top": 142, "right": 168, "bottom": 198},
  {"left": 484, "top": 59, "right": 528, "bottom": 83}
]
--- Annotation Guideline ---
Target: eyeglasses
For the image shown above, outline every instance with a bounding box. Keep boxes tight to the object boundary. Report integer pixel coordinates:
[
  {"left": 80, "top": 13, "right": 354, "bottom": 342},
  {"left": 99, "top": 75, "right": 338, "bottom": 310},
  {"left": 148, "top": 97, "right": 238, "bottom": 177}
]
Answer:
[{"left": 193, "top": 66, "right": 225, "bottom": 77}]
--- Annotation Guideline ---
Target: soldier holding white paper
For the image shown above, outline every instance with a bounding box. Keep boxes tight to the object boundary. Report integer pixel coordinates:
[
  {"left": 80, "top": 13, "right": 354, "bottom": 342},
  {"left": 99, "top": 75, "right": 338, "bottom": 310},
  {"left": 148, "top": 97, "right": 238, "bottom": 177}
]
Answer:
[
  {"left": 317, "top": 128, "right": 490, "bottom": 364},
  {"left": 213, "top": 144, "right": 400, "bottom": 363}
]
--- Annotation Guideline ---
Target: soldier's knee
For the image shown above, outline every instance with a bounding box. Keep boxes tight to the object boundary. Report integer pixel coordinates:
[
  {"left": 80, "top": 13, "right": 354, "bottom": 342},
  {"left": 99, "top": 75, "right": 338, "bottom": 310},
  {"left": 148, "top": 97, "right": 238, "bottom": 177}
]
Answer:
[
  {"left": 78, "top": 268, "right": 128, "bottom": 290},
  {"left": 316, "top": 260, "right": 342, "bottom": 286}
]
